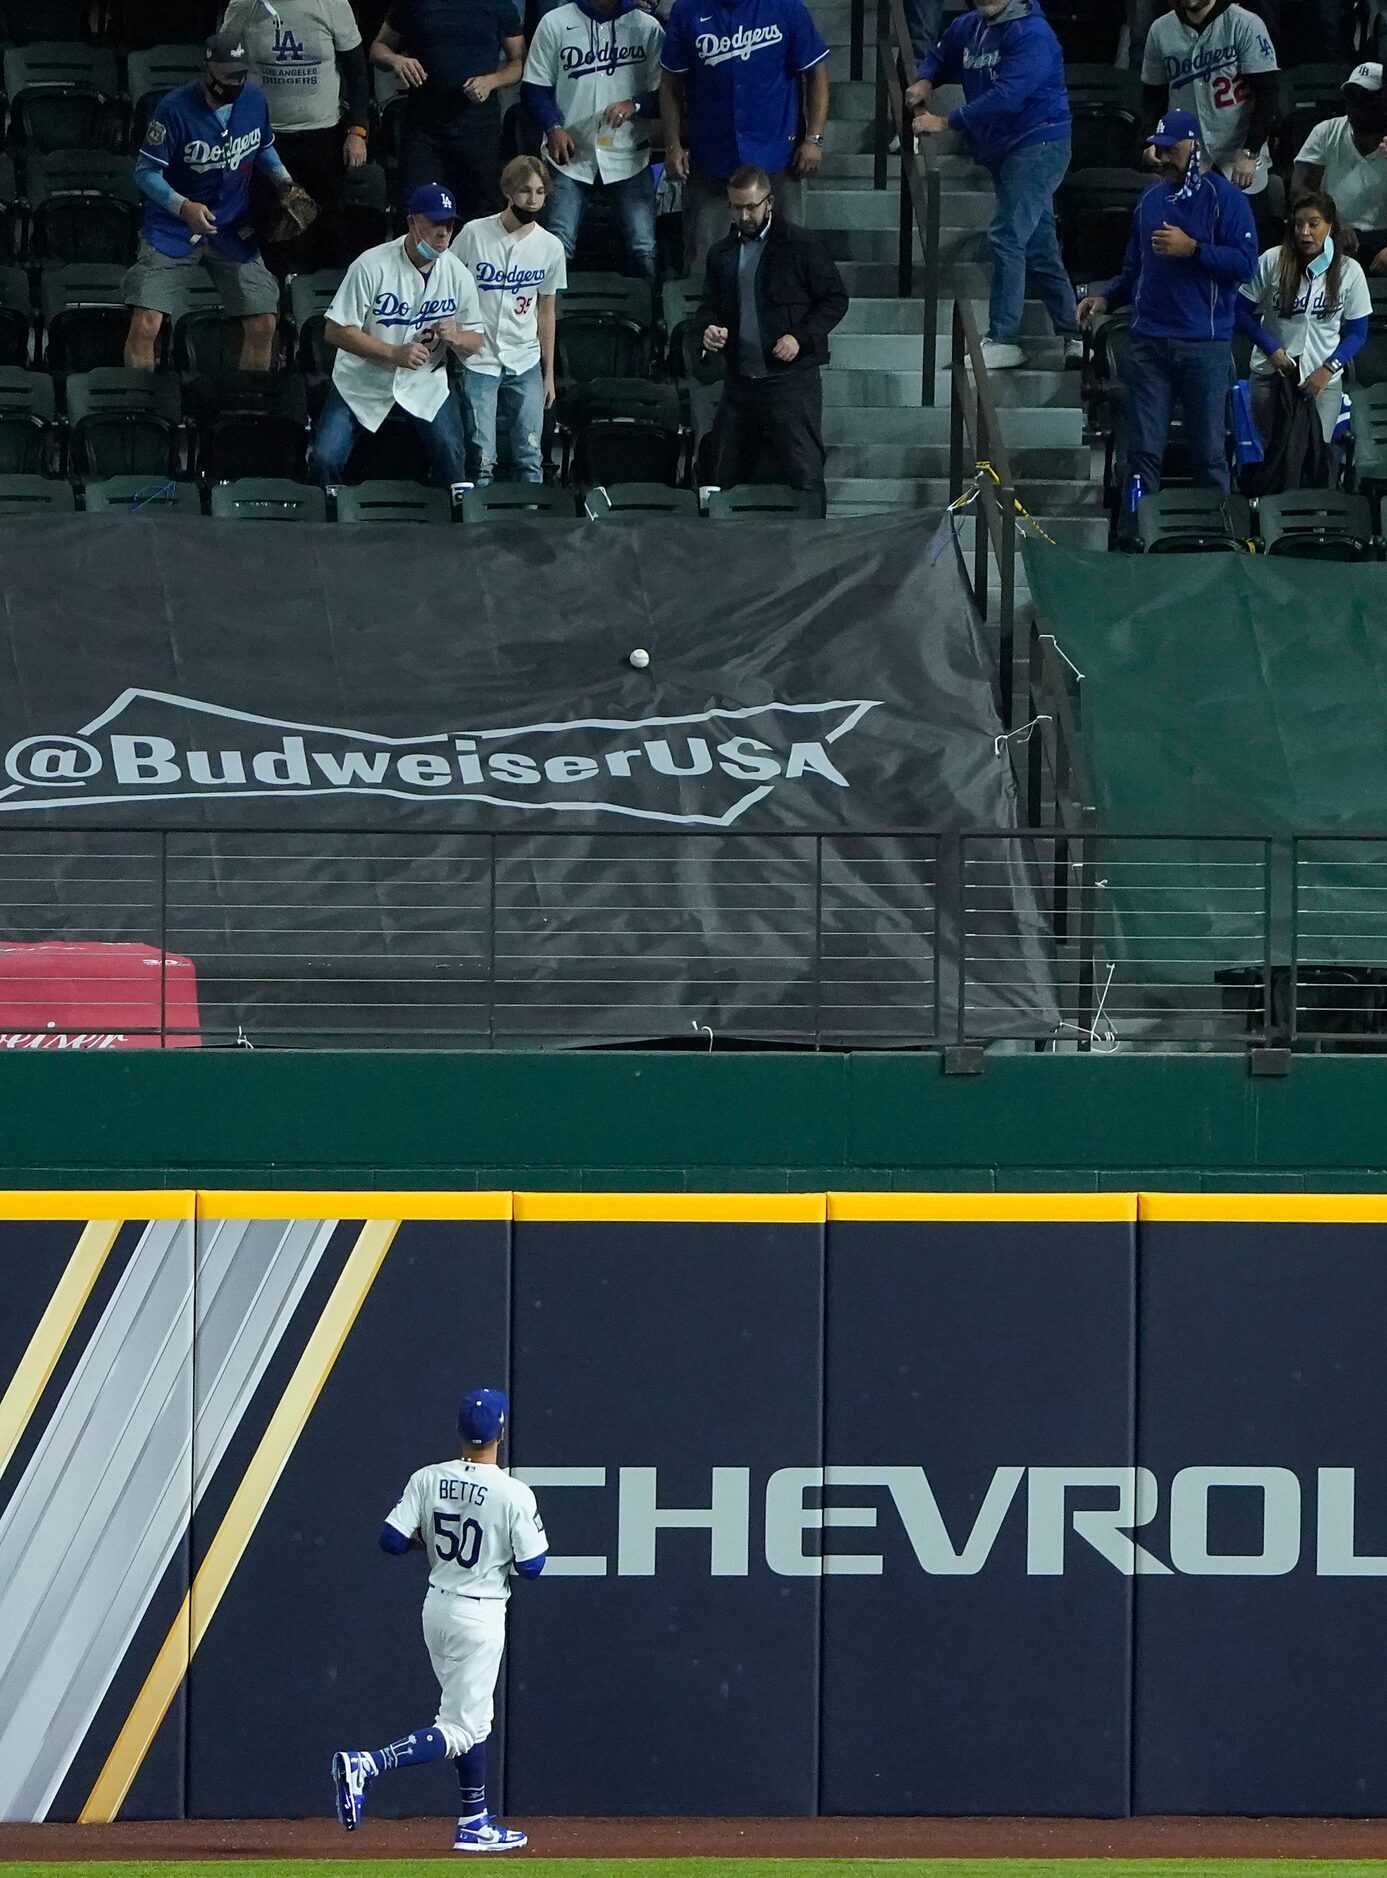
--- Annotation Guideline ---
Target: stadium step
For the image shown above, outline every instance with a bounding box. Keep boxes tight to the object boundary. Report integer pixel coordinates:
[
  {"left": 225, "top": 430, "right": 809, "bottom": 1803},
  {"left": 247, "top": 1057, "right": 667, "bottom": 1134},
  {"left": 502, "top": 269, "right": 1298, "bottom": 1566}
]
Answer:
[{"left": 807, "top": 185, "right": 994, "bottom": 232}]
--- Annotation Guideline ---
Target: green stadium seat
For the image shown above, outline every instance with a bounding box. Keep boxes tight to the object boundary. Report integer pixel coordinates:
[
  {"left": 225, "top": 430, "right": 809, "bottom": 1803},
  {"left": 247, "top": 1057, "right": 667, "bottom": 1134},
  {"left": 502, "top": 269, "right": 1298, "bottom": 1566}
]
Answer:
[
  {"left": 66, "top": 368, "right": 183, "bottom": 481},
  {"left": 0, "top": 366, "right": 55, "bottom": 474},
  {"left": 4, "top": 45, "right": 123, "bottom": 155},
  {"left": 26, "top": 152, "right": 139, "bottom": 265},
  {"left": 0, "top": 472, "right": 74, "bottom": 512},
  {"left": 1058, "top": 170, "right": 1148, "bottom": 290},
  {"left": 40, "top": 262, "right": 130, "bottom": 372},
  {"left": 706, "top": 485, "right": 824, "bottom": 518},
  {"left": 1064, "top": 66, "right": 1144, "bottom": 171},
  {"left": 1350, "top": 384, "right": 1387, "bottom": 493},
  {"left": 0, "top": 264, "right": 34, "bottom": 367},
  {"left": 563, "top": 377, "right": 684, "bottom": 488},
  {"left": 1136, "top": 488, "right": 1252, "bottom": 553},
  {"left": 210, "top": 480, "right": 326, "bottom": 522},
  {"left": 460, "top": 483, "right": 574, "bottom": 521},
  {"left": 84, "top": 476, "right": 201, "bottom": 515},
  {"left": 584, "top": 482, "right": 700, "bottom": 519},
  {"left": 336, "top": 481, "right": 452, "bottom": 524},
  {"left": 1257, "top": 491, "right": 1377, "bottom": 562},
  {"left": 287, "top": 269, "right": 347, "bottom": 379},
  {"left": 126, "top": 46, "right": 204, "bottom": 148},
  {"left": 556, "top": 274, "right": 651, "bottom": 384}
]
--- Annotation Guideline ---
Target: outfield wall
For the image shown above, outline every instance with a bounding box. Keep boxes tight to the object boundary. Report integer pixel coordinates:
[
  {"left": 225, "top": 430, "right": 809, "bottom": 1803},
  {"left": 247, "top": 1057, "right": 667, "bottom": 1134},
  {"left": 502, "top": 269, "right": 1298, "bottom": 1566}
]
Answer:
[{"left": 4, "top": 1190, "right": 1387, "bottom": 1823}]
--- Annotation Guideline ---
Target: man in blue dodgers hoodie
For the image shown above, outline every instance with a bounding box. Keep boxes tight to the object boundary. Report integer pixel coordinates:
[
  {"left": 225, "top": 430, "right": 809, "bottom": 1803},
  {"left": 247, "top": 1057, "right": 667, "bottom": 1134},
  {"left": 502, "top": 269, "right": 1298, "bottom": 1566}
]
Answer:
[
  {"left": 522, "top": 0, "right": 664, "bottom": 285},
  {"left": 1077, "top": 109, "right": 1256, "bottom": 525},
  {"left": 908, "top": 0, "right": 1081, "bottom": 372}
]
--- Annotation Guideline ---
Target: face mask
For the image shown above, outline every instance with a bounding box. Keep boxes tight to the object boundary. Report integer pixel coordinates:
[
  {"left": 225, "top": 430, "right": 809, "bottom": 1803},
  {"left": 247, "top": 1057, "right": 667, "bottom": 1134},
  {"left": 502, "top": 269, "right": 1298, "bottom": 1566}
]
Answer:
[
  {"left": 1307, "top": 235, "right": 1335, "bottom": 279},
  {"left": 415, "top": 237, "right": 443, "bottom": 262},
  {"left": 207, "top": 76, "right": 244, "bottom": 105},
  {"left": 510, "top": 204, "right": 540, "bottom": 224}
]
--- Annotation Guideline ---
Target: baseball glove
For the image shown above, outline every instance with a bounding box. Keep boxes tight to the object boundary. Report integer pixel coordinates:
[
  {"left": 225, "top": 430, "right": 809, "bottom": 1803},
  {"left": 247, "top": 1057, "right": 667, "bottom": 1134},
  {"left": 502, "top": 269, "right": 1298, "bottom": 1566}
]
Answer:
[{"left": 269, "top": 185, "right": 319, "bottom": 243}]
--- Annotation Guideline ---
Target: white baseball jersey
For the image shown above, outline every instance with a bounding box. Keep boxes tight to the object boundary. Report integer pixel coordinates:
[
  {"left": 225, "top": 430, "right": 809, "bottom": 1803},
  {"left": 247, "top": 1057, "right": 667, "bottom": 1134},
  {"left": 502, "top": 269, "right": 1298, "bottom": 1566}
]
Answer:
[
  {"left": 1143, "top": 4, "right": 1278, "bottom": 195},
  {"left": 452, "top": 215, "right": 567, "bottom": 376},
  {"left": 325, "top": 236, "right": 484, "bottom": 429},
  {"left": 1295, "top": 116, "right": 1387, "bottom": 235},
  {"left": 523, "top": 2, "right": 664, "bottom": 184},
  {"left": 1240, "top": 247, "right": 1371, "bottom": 439},
  {"left": 385, "top": 1459, "right": 547, "bottom": 1601},
  {"left": 220, "top": 0, "right": 362, "bottom": 133}
]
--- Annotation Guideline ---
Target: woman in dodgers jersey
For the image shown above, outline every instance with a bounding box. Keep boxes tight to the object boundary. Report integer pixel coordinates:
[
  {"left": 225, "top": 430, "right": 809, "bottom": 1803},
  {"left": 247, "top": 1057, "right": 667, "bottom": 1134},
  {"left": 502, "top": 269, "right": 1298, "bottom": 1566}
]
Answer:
[{"left": 331, "top": 1388, "right": 547, "bottom": 1855}]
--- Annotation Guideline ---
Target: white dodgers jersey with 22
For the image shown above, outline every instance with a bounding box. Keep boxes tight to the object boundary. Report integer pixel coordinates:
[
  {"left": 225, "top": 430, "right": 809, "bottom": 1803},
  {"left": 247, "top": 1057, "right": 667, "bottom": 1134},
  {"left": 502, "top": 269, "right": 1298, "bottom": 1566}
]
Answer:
[
  {"left": 1142, "top": 2, "right": 1277, "bottom": 192},
  {"left": 385, "top": 1460, "right": 547, "bottom": 1600}
]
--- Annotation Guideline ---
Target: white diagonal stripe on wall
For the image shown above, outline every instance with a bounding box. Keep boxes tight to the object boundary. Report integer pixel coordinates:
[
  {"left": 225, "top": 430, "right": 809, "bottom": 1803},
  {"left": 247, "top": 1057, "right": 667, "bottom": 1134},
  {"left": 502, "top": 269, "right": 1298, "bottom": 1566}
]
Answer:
[{"left": 0, "top": 1216, "right": 339, "bottom": 1820}]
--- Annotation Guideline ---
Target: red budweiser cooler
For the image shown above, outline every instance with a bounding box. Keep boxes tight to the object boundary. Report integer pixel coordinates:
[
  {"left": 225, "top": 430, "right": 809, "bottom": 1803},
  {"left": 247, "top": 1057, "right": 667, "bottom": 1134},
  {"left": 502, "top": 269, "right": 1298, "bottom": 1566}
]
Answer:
[{"left": 0, "top": 941, "right": 201, "bottom": 1049}]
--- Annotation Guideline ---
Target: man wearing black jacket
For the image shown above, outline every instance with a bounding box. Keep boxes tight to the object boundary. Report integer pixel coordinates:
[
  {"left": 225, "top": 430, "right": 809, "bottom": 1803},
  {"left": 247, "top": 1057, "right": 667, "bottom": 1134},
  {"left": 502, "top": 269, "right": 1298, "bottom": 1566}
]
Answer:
[{"left": 700, "top": 166, "right": 848, "bottom": 504}]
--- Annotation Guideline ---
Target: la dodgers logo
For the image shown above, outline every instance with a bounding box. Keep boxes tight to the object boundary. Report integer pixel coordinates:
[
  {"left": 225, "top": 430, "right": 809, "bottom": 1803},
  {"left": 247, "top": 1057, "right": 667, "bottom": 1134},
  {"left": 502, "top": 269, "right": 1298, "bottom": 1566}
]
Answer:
[
  {"left": 559, "top": 36, "right": 650, "bottom": 74},
  {"left": 371, "top": 289, "right": 460, "bottom": 330},
  {"left": 695, "top": 22, "right": 784, "bottom": 64},
  {"left": 472, "top": 259, "right": 551, "bottom": 294},
  {"left": 183, "top": 128, "right": 263, "bottom": 171}
]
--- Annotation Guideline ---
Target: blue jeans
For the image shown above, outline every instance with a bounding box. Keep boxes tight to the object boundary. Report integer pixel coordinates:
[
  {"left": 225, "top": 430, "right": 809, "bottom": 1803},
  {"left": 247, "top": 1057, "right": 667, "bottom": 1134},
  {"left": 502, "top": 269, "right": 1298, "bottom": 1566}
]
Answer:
[
  {"left": 544, "top": 165, "right": 657, "bottom": 287},
  {"left": 986, "top": 136, "right": 1078, "bottom": 345},
  {"left": 1123, "top": 334, "right": 1231, "bottom": 506},
  {"left": 903, "top": 0, "right": 944, "bottom": 60},
  {"left": 310, "top": 381, "right": 467, "bottom": 487},
  {"left": 461, "top": 362, "right": 546, "bottom": 484}
]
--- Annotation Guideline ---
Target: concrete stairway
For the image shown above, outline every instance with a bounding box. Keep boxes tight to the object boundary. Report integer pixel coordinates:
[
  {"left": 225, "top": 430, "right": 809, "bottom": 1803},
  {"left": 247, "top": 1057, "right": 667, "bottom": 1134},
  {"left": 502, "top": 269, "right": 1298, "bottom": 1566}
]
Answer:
[{"left": 803, "top": 5, "right": 1107, "bottom": 554}]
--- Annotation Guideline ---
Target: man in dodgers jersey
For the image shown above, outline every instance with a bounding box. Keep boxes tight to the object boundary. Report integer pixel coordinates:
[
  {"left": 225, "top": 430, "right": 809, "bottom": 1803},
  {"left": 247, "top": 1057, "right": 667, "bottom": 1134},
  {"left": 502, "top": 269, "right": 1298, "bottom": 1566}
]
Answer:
[
  {"left": 331, "top": 1388, "right": 546, "bottom": 1854},
  {"left": 452, "top": 157, "right": 567, "bottom": 484},
  {"left": 521, "top": 0, "right": 664, "bottom": 284},
  {"left": 313, "top": 182, "right": 485, "bottom": 488},
  {"left": 1142, "top": 0, "right": 1279, "bottom": 239},
  {"left": 124, "top": 32, "right": 310, "bottom": 371}
]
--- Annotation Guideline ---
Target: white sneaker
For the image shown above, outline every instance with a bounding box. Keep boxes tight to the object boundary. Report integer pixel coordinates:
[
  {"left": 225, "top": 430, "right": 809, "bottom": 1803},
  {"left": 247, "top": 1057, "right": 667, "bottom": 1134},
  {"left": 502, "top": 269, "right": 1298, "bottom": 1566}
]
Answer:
[
  {"left": 1062, "top": 335, "right": 1085, "bottom": 369},
  {"left": 976, "top": 339, "right": 1024, "bottom": 372},
  {"left": 453, "top": 1814, "right": 528, "bottom": 1853}
]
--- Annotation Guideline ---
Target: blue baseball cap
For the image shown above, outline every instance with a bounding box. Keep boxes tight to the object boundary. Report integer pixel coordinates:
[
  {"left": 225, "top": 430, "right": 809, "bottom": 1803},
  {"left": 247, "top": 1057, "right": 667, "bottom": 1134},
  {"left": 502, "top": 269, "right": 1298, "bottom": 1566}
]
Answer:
[
  {"left": 458, "top": 1387, "right": 508, "bottom": 1444},
  {"left": 1149, "top": 110, "right": 1201, "bottom": 148},
  {"left": 407, "top": 182, "right": 458, "bottom": 222}
]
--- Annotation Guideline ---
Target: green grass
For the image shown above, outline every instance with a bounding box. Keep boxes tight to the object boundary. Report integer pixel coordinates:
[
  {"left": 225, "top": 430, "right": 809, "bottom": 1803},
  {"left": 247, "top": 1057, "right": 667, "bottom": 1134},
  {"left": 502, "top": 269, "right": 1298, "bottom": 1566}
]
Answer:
[{"left": 2, "top": 1862, "right": 1386, "bottom": 1877}]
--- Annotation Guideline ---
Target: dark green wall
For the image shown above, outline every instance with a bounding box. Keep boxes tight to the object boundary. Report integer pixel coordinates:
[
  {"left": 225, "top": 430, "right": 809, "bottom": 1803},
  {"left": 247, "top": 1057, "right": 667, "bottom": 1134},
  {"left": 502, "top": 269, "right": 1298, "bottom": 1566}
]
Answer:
[{"left": 0, "top": 1050, "right": 1383, "bottom": 1190}]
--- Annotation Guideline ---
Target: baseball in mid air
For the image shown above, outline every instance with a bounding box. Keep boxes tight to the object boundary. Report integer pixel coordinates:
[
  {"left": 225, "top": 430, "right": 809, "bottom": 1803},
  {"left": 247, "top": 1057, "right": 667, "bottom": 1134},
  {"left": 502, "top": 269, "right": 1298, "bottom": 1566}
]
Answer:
[{"left": 628, "top": 648, "right": 650, "bottom": 669}]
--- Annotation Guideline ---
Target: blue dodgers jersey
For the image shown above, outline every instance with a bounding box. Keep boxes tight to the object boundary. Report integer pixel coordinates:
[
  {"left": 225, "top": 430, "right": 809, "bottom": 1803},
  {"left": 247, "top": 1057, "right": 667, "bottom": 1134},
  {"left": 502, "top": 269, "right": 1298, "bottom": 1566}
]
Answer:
[
  {"left": 139, "top": 80, "right": 275, "bottom": 261},
  {"left": 660, "top": 0, "right": 828, "bottom": 178}
]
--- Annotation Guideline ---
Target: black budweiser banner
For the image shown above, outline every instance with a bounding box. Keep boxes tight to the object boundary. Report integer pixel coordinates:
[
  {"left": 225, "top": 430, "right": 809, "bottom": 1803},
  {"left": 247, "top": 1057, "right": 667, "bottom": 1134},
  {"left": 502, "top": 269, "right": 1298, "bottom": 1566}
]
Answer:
[{"left": 0, "top": 516, "right": 1054, "bottom": 1044}]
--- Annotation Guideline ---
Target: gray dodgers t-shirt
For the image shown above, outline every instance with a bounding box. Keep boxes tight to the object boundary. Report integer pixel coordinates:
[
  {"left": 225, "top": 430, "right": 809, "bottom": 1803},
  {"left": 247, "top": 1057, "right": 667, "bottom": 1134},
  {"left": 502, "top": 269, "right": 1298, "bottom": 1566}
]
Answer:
[{"left": 220, "top": 0, "right": 363, "bottom": 133}]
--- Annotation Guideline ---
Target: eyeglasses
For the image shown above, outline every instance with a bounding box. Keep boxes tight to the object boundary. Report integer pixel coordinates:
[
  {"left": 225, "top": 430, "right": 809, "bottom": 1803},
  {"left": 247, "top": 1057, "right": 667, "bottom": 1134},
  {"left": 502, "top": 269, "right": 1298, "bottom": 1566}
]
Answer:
[{"left": 730, "top": 195, "right": 771, "bottom": 213}]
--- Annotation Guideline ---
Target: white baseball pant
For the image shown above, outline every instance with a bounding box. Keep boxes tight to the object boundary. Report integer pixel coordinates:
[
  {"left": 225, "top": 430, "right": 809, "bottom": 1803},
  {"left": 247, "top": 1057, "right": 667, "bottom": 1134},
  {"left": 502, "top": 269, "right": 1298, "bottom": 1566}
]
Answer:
[{"left": 422, "top": 1587, "right": 509, "bottom": 1757}]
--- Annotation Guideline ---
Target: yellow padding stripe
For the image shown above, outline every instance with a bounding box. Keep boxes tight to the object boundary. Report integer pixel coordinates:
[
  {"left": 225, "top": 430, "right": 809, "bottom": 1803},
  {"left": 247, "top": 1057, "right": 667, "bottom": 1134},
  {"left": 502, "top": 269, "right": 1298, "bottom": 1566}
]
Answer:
[
  {"left": 0, "top": 1192, "right": 192, "bottom": 1220},
  {"left": 0, "top": 1219, "right": 122, "bottom": 1489},
  {"left": 1139, "top": 1194, "right": 1387, "bottom": 1223},
  {"left": 197, "top": 1191, "right": 512, "bottom": 1221},
  {"left": 513, "top": 1192, "right": 827, "bottom": 1223},
  {"left": 829, "top": 1192, "right": 1139, "bottom": 1222},
  {"left": 80, "top": 1217, "right": 398, "bottom": 1824}
]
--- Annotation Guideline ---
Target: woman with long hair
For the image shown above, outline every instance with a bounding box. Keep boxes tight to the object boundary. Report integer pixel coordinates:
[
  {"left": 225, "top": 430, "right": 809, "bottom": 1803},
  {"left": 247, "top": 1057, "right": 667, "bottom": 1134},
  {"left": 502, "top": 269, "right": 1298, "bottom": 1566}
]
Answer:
[{"left": 1235, "top": 190, "right": 1371, "bottom": 488}]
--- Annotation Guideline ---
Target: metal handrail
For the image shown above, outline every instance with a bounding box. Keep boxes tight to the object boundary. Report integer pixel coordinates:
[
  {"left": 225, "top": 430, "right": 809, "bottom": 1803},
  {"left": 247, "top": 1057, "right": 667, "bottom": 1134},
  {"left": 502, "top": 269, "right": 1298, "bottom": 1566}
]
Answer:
[{"left": 865, "top": 0, "right": 940, "bottom": 404}]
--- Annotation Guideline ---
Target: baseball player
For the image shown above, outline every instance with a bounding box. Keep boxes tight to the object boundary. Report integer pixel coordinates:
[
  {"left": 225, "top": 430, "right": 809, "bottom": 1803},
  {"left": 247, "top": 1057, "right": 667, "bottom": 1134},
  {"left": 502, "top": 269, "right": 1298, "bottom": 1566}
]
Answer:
[
  {"left": 331, "top": 1388, "right": 545, "bottom": 1855},
  {"left": 1141, "top": 0, "right": 1279, "bottom": 240},
  {"left": 311, "top": 182, "right": 485, "bottom": 488},
  {"left": 124, "top": 32, "right": 314, "bottom": 371}
]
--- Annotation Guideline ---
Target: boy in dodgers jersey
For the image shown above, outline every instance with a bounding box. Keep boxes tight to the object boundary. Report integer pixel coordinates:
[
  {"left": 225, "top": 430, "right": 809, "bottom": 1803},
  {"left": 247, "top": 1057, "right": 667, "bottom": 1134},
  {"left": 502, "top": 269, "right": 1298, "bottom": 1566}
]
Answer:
[
  {"left": 313, "top": 182, "right": 485, "bottom": 488},
  {"left": 331, "top": 1388, "right": 546, "bottom": 1855},
  {"left": 452, "top": 155, "right": 567, "bottom": 485}
]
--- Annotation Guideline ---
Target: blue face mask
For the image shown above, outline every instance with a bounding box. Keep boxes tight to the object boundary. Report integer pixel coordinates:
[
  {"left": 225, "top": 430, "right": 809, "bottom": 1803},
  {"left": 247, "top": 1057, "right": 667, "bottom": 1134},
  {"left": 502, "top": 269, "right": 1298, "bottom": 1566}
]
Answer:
[
  {"left": 415, "top": 236, "right": 442, "bottom": 263},
  {"left": 1307, "top": 234, "right": 1335, "bottom": 279}
]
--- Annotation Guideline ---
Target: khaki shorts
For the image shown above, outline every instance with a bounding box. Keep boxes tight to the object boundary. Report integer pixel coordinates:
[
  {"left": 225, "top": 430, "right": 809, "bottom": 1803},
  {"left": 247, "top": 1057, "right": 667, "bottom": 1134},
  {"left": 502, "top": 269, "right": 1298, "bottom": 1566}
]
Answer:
[{"left": 122, "top": 240, "right": 281, "bottom": 321}]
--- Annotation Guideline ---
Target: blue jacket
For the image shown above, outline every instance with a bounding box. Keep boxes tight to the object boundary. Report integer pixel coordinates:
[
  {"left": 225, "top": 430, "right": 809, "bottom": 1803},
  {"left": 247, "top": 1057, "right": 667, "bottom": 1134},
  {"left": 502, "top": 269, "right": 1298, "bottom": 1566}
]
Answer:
[
  {"left": 916, "top": 0, "right": 1069, "bottom": 171},
  {"left": 1105, "top": 167, "right": 1257, "bottom": 342}
]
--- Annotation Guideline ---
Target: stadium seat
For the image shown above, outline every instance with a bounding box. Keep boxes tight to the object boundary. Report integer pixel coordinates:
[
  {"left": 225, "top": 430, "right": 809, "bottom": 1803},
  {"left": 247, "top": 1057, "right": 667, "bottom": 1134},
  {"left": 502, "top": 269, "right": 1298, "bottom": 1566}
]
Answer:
[
  {"left": 126, "top": 47, "right": 204, "bottom": 149},
  {"left": 1287, "top": 65, "right": 1351, "bottom": 114},
  {"left": 584, "top": 482, "right": 700, "bottom": 519},
  {"left": 0, "top": 158, "right": 20, "bottom": 262},
  {"left": 556, "top": 291, "right": 651, "bottom": 385},
  {"left": 563, "top": 378, "right": 684, "bottom": 487},
  {"left": 84, "top": 475, "right": 201, "bottom": 514},
  {"left": 1257, "top": 491, "right": 1377, "bottom": 561},
  {"left": 1352, "top": 324, "right": 1387, "bottom": 390},
  {"left": 1136, "top": 488, "right": 1252, "bottom": 553},
  {"left": 0, "top": 366, "right": 55, "bottom": 473},
  {"left": 460, "top": 484, "right": 574, "bottom": 521},
  {"left": 0, "top": 264, "right": 33, "bottom": 366},
  {"left": 1064, "top": 67, "right": 1144, "bottom": 172},
  {"left": 26, "top": 152, "right": 139, "bottom": 264},
  {"left": 1058, "top": 170, "right": 1147, "bottom": 292},
  {"left": 210, "top": 479, "right": 326, "bottom": 522},
  {"left": 339, "top": 164, "right": 390, "bottom": 256},
  {"left": 175, "top": 305, "right": 279, "bottom": 379},
  {"left": 287, "top": 269, "right": 346, "bottom": 380},
  {"left": 40, "top": 262, "right": 132, "bottom": 371},
  {"left": 0, "top": 0, "right": 86, "bottom": 43},
  {"left": 1043, "top": 0, "right": 1119, "bottom": 62},
  {"left": 66, "top": 368, "right": 183, "bottom": 481},
  {"left": 185, "top": 371, "right": 309, "bottom": 483},
  {"left": 0, "top": 472, "right": 74, "bottom": 512},
  {"left": 336, "top": 481, "right": 453, "bottom": 524},
  {"left": 4, "top": 45, "right": 123, "bottom": 155},
  {"left": 706, "top": 485, "right": 824, "bottom": 518},
  {"left": 1349, "top": 384, "right": 1387, "bottom": 493}
]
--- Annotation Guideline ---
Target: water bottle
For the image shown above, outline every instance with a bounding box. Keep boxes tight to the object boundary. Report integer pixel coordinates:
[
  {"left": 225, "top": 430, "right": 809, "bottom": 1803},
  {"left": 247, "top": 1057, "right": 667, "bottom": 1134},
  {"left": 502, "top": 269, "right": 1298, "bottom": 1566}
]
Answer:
[{"left": 1127, "top": 473, "right": 1144, "bottom": 517}]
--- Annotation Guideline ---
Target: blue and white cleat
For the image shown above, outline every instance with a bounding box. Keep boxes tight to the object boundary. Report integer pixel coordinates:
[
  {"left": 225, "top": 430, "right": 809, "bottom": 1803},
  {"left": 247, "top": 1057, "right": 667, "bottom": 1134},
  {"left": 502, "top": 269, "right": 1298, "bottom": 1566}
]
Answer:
[
  {"left": 331, "top": 1749, "right": 373, "bottom": 1831},
  {"left": 453, "top": 1814, "right": 528, "bottom": 1853}
]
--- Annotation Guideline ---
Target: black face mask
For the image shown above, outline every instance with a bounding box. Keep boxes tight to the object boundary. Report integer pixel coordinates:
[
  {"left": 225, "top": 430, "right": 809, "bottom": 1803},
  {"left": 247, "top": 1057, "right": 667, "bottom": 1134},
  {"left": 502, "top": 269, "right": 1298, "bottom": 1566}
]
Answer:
[
  {"left": 510, "top": 203, "right": 540, "bottom": 224},
  {"left": 207, "top": 75, "right": 245, "bottom": 105}
]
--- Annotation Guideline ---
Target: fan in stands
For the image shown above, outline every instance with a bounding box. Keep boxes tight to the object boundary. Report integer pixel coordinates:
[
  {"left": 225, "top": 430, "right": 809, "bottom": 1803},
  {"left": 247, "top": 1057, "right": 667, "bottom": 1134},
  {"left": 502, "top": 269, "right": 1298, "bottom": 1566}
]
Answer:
[{"left": 123, "top": 34, "right": 313, "bottom": 374}]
